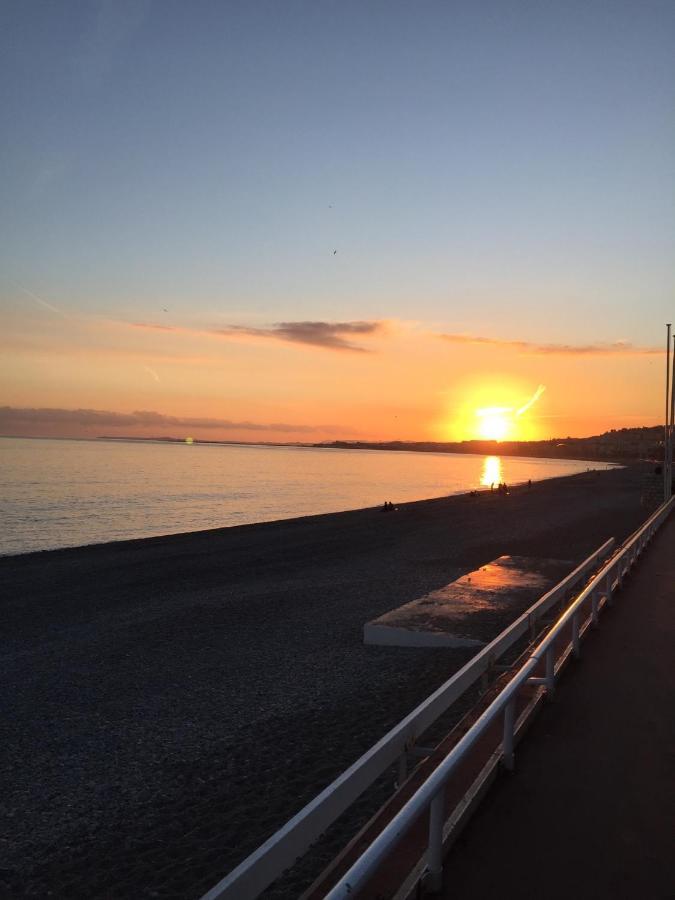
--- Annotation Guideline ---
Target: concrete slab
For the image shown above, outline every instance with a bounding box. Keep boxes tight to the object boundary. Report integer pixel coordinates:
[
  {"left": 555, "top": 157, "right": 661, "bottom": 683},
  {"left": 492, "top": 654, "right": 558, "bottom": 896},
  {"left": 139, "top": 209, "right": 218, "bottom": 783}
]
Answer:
[{"left": 364, "top": 556, "right": 574, "bottom": 648}]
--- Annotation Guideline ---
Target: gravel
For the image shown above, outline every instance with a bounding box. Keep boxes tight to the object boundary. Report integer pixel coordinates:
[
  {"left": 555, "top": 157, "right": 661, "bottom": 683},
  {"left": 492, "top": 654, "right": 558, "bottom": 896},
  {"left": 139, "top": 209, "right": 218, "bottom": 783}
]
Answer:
[{"left": 0, "top": 465, "right": 649, "bottom": 898}]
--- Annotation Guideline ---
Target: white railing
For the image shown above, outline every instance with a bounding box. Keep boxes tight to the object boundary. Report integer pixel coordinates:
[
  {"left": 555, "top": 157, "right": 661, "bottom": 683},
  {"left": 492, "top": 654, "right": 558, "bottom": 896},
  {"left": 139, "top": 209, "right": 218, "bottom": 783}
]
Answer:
[
  {"left": 325, "top": 497, "right": 674, "bottom": 898},
  {"left": 202, "top": 539, "right": 617, "bottom": 900}
]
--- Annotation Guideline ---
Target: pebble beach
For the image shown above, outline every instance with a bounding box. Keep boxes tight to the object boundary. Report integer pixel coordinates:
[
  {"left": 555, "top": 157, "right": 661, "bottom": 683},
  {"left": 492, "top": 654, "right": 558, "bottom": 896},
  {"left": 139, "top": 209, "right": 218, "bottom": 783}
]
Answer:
[{"left": 0, "top": 465, "right": 649, "bottom": 898}]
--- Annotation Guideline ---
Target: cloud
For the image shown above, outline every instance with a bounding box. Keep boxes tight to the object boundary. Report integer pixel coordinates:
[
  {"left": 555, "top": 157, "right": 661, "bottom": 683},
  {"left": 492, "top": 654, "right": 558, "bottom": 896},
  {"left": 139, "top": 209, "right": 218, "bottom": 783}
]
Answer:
[
  {"left": 217, "top": 321, "right": 384, "bottom": 352},
  {"left": 440, "top": 334, "right": 662, "bottom": 356},
  {"left": 11, "top": 281, "right": 64, "bottom": 316},
  {"left": 143, "top": 365, "right": 160, "bottom": 383},
  {"left": 131, "top": 319, "right": 385, "bottom": 352},
  {"left": 0, "top": 406, "right": 343, "bottom": 435},
  {"left": 476, "top": 384, "right": 546, "bottom": 420},
  {"left": 516, "top": 384, "right": 546, "bottom": 416}
]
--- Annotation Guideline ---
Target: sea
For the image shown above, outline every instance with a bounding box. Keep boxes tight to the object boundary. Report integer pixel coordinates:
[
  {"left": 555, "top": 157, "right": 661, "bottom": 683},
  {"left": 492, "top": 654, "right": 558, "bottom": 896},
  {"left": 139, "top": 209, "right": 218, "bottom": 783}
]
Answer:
[{"left": 0, "top": 437, "right": 611, "bottom": 556}]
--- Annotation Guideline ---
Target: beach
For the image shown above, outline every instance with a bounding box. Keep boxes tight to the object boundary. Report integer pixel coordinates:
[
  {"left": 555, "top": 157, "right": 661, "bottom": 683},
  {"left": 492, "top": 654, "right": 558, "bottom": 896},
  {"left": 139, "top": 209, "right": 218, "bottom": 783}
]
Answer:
[{"left": 1, "top": 465, "right": 650, "bottom": 899}]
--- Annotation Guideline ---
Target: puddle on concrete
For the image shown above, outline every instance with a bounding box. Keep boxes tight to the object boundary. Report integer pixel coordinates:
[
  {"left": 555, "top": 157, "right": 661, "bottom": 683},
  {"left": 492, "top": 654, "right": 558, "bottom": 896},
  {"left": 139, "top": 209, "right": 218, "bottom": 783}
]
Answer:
[{"left": 364, "top": 556, "right": 573, "bottom": 648}]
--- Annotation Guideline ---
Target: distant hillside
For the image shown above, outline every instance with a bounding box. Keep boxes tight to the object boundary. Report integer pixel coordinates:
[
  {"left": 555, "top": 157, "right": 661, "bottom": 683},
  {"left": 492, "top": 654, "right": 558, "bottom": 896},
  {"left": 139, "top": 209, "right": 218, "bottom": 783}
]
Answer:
[{"left": 316, "top": 426, "right": 664, "bottom": 463}]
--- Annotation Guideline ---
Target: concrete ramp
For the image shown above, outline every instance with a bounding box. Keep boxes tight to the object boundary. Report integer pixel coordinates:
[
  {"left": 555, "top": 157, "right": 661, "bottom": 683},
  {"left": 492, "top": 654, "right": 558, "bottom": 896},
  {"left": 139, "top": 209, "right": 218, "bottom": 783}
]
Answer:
[{"left": 364, "top": 556, "right": 573, "bottom": 648}]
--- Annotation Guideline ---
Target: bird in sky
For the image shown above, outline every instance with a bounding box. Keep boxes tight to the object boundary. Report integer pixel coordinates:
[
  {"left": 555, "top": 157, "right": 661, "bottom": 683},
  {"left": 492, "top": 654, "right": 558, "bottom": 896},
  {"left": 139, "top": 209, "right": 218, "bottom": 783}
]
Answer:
[{"left": 333, "top": 250, "right": 337, "bottom": 255}]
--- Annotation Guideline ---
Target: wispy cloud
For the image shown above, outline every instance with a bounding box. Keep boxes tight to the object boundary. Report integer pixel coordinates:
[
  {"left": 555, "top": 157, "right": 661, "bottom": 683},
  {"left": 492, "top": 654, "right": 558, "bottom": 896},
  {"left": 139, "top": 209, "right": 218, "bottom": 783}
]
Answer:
[
  {"left": 11, "top": 281, "right": 64, "bottom": 316},
  {"left": 216, "top": 321, "right": 384, "bottom": 352},
  {"left": 0, "top": 406, "right": 344, "bottom": 435},
  {"left": 440, "top": 334, "right": 662, "bottom": 356},
  {"left": 131, "top": 319, "right": 385, "bottom": 352},
  {"left": 477, "top": 384, "right": 547, "bottom": 418},
  {"left": 143, "top": 365, "right": 161, "bottom": 383}
]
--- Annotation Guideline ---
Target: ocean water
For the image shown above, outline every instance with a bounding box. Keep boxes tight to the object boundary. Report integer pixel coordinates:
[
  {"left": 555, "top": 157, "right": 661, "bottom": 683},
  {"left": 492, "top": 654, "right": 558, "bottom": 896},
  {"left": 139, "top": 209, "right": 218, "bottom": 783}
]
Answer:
[{"left": 0, "top": 437, "right": 610, "bottom": 556}]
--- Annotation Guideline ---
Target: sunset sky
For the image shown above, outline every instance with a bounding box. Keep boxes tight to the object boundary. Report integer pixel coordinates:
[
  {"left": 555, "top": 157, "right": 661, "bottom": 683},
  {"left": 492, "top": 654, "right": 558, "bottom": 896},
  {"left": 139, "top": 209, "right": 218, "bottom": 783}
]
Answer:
[{"left": 1, "top": 1, "right": 674, "bottom": 443}]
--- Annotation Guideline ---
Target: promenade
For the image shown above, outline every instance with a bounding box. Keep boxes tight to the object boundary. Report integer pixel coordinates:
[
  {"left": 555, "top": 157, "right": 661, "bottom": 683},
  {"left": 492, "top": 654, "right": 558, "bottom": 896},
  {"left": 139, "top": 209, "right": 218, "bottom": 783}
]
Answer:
[{"left": 438, "top": 513, "right": 675, "bottom": 900}]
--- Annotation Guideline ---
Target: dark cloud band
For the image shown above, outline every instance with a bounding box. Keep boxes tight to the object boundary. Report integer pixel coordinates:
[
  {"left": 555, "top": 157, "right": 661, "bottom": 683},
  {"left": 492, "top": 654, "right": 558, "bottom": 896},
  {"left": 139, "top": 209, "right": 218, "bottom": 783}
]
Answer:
[
  {"left": 131, "top": 320, "right": 384, "bottom": 352},
  {"left": 217, "top": 320, "right": 383, "bottom": 352},
  {"left": 0, "top": 406, "right": 335, "bottom": 434}
]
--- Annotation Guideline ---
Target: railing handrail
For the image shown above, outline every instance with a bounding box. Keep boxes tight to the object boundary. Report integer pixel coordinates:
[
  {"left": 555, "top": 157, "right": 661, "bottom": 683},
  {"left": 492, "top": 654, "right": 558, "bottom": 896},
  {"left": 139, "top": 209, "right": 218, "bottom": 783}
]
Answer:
[
  {"left": 201, "top": 540, "right": 615, "bottom": 900},
  {"left": 326, "top": 497, "right": 674, "bottom": 899}
]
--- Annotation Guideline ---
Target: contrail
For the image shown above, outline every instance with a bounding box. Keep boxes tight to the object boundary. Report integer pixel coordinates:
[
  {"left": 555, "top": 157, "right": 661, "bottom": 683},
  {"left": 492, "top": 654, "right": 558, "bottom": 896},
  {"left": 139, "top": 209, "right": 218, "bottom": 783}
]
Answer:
[
  {"left": 143, "top": 365, "right": 161, "bottom": 383},
  {"left": 477, "top": 385, "right": 546, "bottom": 420},
  {"left": 516, "top": 384, "right": 546, "bottom": 417},
  {"left": 11, "top": 280, "right": 64, "bottom": 316}
]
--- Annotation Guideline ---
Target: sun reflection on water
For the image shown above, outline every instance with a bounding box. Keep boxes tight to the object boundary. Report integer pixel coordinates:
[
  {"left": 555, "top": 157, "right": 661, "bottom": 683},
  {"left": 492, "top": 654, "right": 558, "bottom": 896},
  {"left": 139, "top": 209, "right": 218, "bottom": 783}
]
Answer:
[{"left": 481, "top": 455, "right": 502, "bottom": 488}]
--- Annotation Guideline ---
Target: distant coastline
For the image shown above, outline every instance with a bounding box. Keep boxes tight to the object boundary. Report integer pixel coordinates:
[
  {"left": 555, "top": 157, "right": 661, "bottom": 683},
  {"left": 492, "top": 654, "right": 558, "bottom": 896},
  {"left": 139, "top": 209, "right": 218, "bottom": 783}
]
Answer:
[
  {"left": 101, "top": 424, "right": 661, "bottom": 463},
  {"left": 0, "top": 425, "right": 663, "bottom": 463},
  {"left": 313, "top": 427, "right": 663, "bottom": 464}
]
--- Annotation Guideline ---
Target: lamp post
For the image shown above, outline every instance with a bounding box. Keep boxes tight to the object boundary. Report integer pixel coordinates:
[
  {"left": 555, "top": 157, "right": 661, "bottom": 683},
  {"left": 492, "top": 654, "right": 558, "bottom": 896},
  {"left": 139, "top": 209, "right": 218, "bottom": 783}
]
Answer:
[
  {"left": 669, "top": 333, "right": 675, "bottom": 499},
  {"left": 666, "top": 324, "right": 672, "bottom": 501}
]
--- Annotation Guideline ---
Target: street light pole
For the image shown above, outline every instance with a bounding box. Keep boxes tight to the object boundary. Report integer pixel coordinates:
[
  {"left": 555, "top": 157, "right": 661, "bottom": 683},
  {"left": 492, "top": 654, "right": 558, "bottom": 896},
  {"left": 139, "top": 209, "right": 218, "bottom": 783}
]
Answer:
[
  {"left": 669, "top": 334, "right": 675, "bottom": 499},
  {"left": 665, "top": 324, "right": 672, "bottom": 501}
]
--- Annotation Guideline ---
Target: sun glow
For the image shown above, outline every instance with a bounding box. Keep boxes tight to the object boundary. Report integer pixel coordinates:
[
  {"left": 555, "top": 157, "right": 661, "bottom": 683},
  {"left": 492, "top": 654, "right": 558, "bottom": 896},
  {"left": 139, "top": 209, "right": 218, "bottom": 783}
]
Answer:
[
  {"left": 470, "top": 384, "right": 546, "bottom": 442},
  {"left": 476, "top": 407, "right": 512, "bottom": 441},
  {"left": 481, "top": 455, "right": 503, "bottom": 487},
  {"left": 438, "top": 381, "right": 547, "bottom": 443}
]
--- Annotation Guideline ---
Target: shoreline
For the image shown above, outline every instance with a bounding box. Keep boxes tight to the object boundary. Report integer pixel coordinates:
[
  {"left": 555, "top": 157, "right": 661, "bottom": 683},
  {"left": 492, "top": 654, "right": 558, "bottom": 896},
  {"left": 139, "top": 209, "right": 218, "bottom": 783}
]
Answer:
[
  {"left": 2, "top": 462, "right": 620, "bottom": 561},
  {"left": 0, "top": 430, "right": 654, "bottom": 466},
  {"left": 0, "top": 465, "right": 653, "bottom": 898}
]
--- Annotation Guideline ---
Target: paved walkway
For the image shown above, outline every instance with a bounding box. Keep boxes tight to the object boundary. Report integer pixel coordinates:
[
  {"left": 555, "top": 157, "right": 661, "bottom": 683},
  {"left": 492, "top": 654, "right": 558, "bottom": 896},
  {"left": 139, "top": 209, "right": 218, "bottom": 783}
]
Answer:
[{"left": 440, "top": 513, "right": 675, "bottom": 900}]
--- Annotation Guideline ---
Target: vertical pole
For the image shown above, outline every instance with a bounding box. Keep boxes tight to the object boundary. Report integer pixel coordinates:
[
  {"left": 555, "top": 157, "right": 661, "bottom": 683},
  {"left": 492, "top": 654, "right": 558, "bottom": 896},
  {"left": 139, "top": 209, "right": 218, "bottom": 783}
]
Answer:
[
  {"left": 591, "top": 590, "right": 599, "bottom": 627},
  {"left": 545, "top": 647, "right": 555, "bottom": 695},
  {"left": 427, "top": 788, "right": 445, "bottom": 891},
  {"left": 503, "top": 698, "right": 516, "bottom": 770},
  {"left": 665, "top": 324, "right": 672, "bottom": 501},
  {"left": 669, "top": 334, "right": 675, "bottom": 499},
  {"left": 572, "top": 612, "right": 581, "bottom": 658},
  {"left": 605, "top": 571, "right": 613, "bottom": 607}
]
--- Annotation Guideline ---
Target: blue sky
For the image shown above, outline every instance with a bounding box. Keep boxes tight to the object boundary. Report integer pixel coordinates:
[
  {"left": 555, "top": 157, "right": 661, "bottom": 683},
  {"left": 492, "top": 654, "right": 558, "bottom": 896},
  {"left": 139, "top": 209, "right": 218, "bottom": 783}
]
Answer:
[{"left": 1, "top": 1, "right": 674, "bottom": 440}]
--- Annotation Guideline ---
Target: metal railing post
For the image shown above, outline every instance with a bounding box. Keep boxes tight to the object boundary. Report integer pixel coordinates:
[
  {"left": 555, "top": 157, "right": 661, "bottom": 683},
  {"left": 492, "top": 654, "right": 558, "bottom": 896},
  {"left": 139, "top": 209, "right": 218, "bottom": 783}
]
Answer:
[
  {"left": 605, "top": 571, "right": 613, "bottom": 607},
  {"left": 322, "top": 501, "right": 673, "bottom": 900},
  {"left": 529, "top": 612, "right": 536, "bottom": 642},
  {"left": 545, "top": 647, "right": 555, "bottom": 695},
  {"left": 502, "top": 698, "right": 516, "bottom": 771},
  {"left": 591, "top": 590, "right": 599, "bottom": 627},
  {"left": 426, "top": 787, "right": 446, "bottom": 891}
]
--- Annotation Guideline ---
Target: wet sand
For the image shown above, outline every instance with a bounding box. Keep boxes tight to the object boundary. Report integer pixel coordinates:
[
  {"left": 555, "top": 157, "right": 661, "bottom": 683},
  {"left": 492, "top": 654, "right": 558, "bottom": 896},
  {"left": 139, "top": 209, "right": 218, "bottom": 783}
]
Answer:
[{"left": 0, "top": 466, "right": 650, "bottom": 898}]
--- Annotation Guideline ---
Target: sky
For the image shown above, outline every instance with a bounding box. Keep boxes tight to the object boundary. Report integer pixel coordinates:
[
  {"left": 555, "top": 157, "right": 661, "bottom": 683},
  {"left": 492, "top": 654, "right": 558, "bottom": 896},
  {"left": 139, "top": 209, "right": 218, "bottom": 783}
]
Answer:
[{"left": 1, "top": 0, "right": 674, "bottom": 443}]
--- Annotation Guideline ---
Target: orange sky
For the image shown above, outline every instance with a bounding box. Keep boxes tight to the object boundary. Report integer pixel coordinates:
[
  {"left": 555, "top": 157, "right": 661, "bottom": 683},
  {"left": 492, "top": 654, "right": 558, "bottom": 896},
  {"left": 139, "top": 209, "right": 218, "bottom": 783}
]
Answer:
[
  {"left": 1, "top": 3, "right": 673, "bottom": 448},
  {"left": 0, "top": 303, "right": 666, "bottom": 443}
]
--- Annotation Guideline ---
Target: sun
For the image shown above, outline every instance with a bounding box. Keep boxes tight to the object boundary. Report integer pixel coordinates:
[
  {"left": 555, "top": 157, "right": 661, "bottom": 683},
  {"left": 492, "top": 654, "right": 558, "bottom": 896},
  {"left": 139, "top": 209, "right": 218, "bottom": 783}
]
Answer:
[
  {"left": 440, "top": 381, "right": 545, "bottom": 442},
  {"left": 476, "top": 406, "right": 513, "bottom": 441}
]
